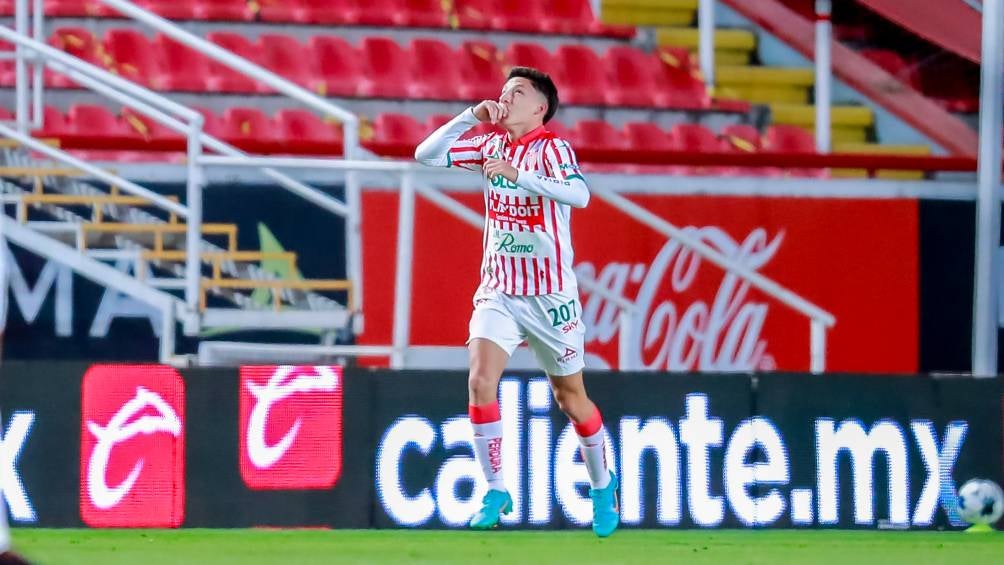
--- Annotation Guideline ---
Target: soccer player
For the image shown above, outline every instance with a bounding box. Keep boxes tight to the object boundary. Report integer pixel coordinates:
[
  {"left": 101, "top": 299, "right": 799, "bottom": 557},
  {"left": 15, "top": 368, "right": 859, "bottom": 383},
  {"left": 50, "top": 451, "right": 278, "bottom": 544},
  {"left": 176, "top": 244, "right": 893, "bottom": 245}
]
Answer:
[{"left": 414, "top": 67, "right": 618, "bottom": 537}]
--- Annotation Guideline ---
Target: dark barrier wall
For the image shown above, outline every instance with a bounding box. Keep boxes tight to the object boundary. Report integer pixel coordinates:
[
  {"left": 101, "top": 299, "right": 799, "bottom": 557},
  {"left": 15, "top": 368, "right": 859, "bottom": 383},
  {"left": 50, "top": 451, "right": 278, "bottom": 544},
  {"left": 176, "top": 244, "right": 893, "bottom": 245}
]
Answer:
[{"left": 0, "top": 364, "right": 1000, "bottom": 529}]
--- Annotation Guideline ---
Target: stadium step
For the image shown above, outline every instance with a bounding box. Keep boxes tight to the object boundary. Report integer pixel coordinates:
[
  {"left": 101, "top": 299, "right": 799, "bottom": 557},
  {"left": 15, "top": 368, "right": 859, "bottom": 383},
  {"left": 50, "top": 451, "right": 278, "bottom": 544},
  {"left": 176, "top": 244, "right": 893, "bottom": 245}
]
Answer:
[
  {"left": 769, "top": 104, "right": 874, "bottom": 144},
  {"left": 601, "top": 0, "right": 696, "bottom": 26},
  {"left": 655, "top": 27, "right": 757, "bottom": 51},
  {"left": 716, "top": 66, "right": 814, "bottom": 104},
  {"left": 832, "top": 142, "right": 930, "bottom": 179}
]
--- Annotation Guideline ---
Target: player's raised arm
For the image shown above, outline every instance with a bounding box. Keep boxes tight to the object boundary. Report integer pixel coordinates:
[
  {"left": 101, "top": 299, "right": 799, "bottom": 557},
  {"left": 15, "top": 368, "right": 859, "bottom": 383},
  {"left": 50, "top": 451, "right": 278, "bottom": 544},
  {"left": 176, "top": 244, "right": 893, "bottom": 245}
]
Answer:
[
  {"left": 414, "top": 101, "right": 507, "bottom": 170},
  {"left": 485, "top": 137, "right": 590, "bottom": 208}
]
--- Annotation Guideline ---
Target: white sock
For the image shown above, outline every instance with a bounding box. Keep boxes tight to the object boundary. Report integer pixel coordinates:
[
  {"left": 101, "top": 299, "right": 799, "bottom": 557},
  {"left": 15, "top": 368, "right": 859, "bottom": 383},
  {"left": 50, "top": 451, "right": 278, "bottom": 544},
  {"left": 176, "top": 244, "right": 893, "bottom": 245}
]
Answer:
[
  {"left": 578, "top": 426, "right": 611, "bottom": 490},
  {"left": 472, "top": 420, "right": 505, "bottom": 491}
]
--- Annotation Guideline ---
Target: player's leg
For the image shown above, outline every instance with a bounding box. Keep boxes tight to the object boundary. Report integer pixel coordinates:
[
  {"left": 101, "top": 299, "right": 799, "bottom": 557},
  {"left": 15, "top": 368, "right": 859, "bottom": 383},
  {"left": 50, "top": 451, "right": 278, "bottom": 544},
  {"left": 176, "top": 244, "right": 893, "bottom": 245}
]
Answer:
[
  {"left": 468, "top": 337, "right": 509, "bottom": 494},
  {"left": 546, "top": 371, "right": 619, "bottom": 537},
  {"left": 523, "top": 292, "right": 619, "bottom": 537},
  {"left": 466, "top": 296, "right": 523, "bottom": 529}
]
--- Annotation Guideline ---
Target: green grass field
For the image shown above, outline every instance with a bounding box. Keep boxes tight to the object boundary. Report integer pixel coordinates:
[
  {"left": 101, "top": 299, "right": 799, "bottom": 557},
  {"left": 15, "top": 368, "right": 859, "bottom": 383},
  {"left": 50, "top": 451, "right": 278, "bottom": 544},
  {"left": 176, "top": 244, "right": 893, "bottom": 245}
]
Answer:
[{"left": 9, "top": 529, "right": 1004, "bottom": 565}]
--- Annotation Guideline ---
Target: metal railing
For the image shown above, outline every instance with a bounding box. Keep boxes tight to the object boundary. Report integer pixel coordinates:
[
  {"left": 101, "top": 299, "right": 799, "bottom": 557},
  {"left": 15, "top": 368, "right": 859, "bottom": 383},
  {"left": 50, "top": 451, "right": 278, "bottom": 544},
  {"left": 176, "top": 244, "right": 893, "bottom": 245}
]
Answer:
[
  {"left": 97, "top": 0, "right": 366, "bottom": 314},
  {"left": 197, "top": 155, "right": 836, "bottom": 373}
]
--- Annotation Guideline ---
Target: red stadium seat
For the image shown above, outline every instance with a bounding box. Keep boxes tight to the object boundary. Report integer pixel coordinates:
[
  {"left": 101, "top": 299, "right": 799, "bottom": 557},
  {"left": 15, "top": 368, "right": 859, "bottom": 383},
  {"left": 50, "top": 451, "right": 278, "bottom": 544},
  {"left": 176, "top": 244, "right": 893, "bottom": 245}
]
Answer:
[
  {"left": 409, "top": 39, "right": 461, "bottom": 100},
  {"left": 764, "top": 124, "right": 814, "bottom": 152},
  {"left": 0, "top": 40, "right": 14, "bottom": 87},
  {"left": 541, "top": 0, "right": 592, "bottom": 35},
  {"left": 119, "top": 107, "right": 185, "bottom": 147},
  {"left": 67, "top": 104, "right": 139, "bottom": 141},
  {"left": 44, "top": 0, "right": 115, "bottom": 17},
  {"left": 454, "top": 0, "right": 494, "bottom": 30},
  {"left": 492, "top": 0, "right": 546, "bottom": 33},
  {"left": 103, "top": 29, "right": 159, "bottom": 88},
  {"left": 653, "top": 47, "right": 708, "bottom": 110},
  {"left": 669, "top": 123, "right": 718, "bottom": 151},
  {"left": 206, "top": 32, "right": 264, "bottom": 93},
  {"left": 604, "top": 46, "right": 658, "bottom": 108},
  {"left": 133, "top": 0, "right": 198, "bottom": 20},
  {"left": 259, "top": 34, "right": 318, "bottom": 90},
  {"left": 718, "top": 124, "right": 778, "bottom": 176},
  {"left": 667, "top": 123, "right": 719, "bottom": 175},
  {"left": 624, "top": 122, "right": 673, "bottom": 150},
  {"left": 308, "top": 36, "right": 362, "bottom": 97},
  {"left": 504, "top": 42, "right": 555, "bottom": 76},
  {"left": 33, "top": 106, "right": 71, "bottom": 138},
  {"left": 572, "top": 120, "right": 628, "bottom": 152},
  {"left": 256, "top": 0, "right": 298, "bottom": 22},
  {"left": 352, "top": 0, "right": 401, "bottom": 26},
  {"left": 192, "top": 0, "right": 257, "bottom": 21},
  {"left": 46, "top": 28, "right": 102, "bottom": 88},
  {"left": 221, "top": 107, "right": 283, "bottom": 148},
  {"left": 764, "top": 125, "right": 825, "bottom": 177},
  {"left": 0, "top": 0, "right": 12, "bottom": 16},
  {"left": 264, "top": 0, "right": 354, "bottom": 24},
  {"left": 458, "top": 41, "right": 506, "bottom": 101},
  {"left": 720, "top": 124, "right": 762, "bottom": 152},
  {"left": 553, "top": 45, "right": 606, "bottom": 105},
  {"left": 358, "top": 37, "right": 411, "bottom": 99},
  {"left": 151, "top": 34, "right": 211, "bottom": 92},
  {"left": 400, "top": 0, "right": 450, "bottom": 27},
  {"left": 543, "top": 119, "right": 572, "bottom": 141},
  {"left": 276, "top": 109, "right": 344, "bottom": 152},
  {"left": 193, "top": 107, "right": 228, "bottom": 139},
  {"left": 572, "top": 119, "right": 630, "bottom": 172},
  {"left": 375, "top": 112, "right": 425, "bottom": 150}
]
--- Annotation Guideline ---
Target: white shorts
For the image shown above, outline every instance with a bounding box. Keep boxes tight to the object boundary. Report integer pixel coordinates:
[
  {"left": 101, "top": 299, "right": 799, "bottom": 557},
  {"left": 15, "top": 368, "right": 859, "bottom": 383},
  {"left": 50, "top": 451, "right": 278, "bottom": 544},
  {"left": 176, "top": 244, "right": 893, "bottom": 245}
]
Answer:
[{"left": 468, "top": 286, "right": 586, "bottom": 376}]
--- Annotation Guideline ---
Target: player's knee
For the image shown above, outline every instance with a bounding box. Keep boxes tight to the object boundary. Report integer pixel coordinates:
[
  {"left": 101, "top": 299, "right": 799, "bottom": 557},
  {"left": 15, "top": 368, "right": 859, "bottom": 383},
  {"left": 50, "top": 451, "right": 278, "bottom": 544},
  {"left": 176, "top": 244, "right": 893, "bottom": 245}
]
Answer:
[
  {"left": 468, "top": 370, "right": 498, "bottom": 401},
  {"left": 552, "top": 387, "right": 586, "bottom": 418}
]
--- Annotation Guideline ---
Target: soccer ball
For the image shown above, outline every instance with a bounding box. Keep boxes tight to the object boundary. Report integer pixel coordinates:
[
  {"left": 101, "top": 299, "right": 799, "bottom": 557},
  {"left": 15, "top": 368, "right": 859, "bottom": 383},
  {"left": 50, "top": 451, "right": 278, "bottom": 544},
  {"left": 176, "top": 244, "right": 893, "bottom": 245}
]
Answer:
[{"left": 956, "top": 479, "right": 1004, "bottom": 525}]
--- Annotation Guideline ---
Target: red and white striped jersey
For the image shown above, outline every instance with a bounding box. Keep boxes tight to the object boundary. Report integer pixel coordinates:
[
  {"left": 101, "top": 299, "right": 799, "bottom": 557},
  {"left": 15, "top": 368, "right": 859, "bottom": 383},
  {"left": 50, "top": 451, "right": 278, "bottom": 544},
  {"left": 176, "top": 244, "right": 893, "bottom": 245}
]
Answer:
[{"left": 415, "top": 108, "right": 590, "bottom": 296}]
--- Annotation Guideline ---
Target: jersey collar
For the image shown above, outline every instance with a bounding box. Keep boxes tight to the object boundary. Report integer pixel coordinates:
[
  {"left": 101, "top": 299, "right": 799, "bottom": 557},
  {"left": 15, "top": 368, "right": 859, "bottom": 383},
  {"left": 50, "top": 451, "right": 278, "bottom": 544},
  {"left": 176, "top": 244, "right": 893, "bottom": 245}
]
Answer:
[{"left": 507, "top": 125, "right": 548, "bottom": 147}]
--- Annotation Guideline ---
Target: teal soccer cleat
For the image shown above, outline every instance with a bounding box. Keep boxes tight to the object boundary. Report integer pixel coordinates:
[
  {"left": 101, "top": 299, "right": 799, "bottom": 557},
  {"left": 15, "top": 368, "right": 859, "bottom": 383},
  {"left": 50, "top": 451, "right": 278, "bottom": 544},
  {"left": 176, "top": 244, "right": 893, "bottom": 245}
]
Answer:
[
  {"left": 469, "top": 489, "right": 513, "bottom": 530},
  {"left": 590, "top": 471, "right": 620, "bottom": 538}
]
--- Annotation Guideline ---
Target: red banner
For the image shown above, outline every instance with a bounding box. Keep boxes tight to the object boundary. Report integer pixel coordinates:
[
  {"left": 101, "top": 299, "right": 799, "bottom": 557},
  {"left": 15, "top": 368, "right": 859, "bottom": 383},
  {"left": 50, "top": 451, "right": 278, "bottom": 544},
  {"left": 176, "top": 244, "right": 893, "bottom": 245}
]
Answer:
[
  {"left": 360, "top": 193, "right": 918, "bottom": 374},
  {"left": 239, "top": 365, "right": 344, "bottom": 490},
  {"left": 79, "top": 365, "right": 186, "bottom": 527}
]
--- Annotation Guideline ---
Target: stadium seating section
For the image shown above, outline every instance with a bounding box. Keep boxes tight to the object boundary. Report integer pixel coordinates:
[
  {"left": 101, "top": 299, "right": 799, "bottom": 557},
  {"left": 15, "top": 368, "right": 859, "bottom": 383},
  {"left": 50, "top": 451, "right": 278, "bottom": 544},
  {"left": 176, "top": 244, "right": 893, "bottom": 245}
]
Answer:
[
  {"left": 12, "top": 27, "right": 749, "bottom": 113},
  {"left": 0, "top": 0, "right": 951, "bottom": 173}
]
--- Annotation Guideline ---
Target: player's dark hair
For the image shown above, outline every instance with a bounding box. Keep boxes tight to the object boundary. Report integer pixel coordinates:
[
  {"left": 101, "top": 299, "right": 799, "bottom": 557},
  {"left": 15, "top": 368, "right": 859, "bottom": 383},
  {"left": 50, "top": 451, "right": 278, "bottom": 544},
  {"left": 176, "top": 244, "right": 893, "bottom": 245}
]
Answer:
[{"left": 507, "top": 66, "right": 559, "bottom": 124}]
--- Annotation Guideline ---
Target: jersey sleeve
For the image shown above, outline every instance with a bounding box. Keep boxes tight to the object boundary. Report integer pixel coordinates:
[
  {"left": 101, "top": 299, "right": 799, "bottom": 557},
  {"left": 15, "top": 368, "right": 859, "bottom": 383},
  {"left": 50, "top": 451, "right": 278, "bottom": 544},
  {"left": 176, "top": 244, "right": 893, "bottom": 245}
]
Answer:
[
  {"left": 414, "top": 107, "right": 488, "bottom": 172},
  {"left": 515, "top": 137, "right": 590, "bottom": 208}
]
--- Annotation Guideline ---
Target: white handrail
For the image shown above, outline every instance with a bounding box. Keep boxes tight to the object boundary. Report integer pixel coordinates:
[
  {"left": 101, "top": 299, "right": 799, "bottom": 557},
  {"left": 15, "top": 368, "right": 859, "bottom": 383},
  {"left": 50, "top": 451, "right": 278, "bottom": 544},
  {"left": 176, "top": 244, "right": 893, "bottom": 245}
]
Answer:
[
  {"left": 0, "top": 27, "right": 351, "bottom": 220},
  {"left": 699, "top": 0, "right": 716, "bottom": 92},
  {"left": 0, "top": 123, "right": 188, "bottom": 217},
  {"left": 97, "top": 0, "right": 360, "bottom": 156}
]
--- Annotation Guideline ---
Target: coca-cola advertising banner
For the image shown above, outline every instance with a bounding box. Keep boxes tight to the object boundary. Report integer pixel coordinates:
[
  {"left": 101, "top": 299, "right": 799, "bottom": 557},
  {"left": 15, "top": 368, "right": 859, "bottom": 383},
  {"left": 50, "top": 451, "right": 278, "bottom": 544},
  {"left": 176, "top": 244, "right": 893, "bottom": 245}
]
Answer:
[{"left": 360, "top": 193, "right": 919, "bottom": 373}]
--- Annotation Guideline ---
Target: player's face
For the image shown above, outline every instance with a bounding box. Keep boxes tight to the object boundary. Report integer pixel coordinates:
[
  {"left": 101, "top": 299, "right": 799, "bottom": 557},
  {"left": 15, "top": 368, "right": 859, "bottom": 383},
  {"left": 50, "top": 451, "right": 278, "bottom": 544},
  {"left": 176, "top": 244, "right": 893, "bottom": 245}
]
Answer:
[{"left": 498, "top": 77, "right": 547, "bottom": 128}]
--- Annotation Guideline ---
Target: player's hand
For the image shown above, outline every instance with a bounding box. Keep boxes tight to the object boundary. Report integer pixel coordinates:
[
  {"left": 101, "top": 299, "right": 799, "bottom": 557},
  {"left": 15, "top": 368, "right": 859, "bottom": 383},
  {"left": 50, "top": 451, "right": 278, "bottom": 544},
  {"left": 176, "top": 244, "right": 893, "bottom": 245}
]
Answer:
[
  {"left": 473, "top": 100, "right": 508, "bottom": 125},
  {"left": 484, "top": 158, "right": 518, "bottom": 183}
]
